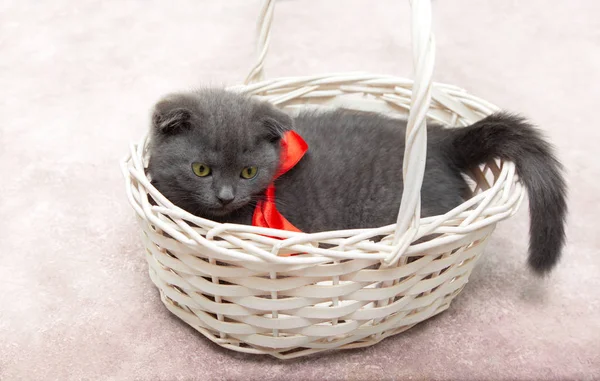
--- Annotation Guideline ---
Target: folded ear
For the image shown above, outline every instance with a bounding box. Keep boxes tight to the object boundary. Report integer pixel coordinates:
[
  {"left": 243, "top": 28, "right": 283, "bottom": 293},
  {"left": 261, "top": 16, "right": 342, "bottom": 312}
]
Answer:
[
  {"left": 257, "top": 105, "right": 294, "bottom": 142},
  {"left": 152, "top": 97, "right": 193, "bottom": 134}
]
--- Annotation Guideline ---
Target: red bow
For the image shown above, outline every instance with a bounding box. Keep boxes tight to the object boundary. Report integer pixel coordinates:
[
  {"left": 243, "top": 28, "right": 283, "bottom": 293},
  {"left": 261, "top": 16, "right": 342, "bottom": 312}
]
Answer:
[{"left": 252, "top": 131, "right": 308, "bottom": 232}]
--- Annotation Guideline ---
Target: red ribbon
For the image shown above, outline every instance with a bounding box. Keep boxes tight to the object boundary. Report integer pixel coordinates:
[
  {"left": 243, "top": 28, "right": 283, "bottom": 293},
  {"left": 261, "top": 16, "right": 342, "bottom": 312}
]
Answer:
[{"left": 252, "top": 131, "right": 308, "bottom": 232}]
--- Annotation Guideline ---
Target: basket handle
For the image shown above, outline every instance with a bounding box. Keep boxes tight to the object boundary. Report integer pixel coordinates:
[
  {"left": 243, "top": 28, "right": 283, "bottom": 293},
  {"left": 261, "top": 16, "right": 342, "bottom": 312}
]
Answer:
[
  {"left": 244, "top": 0, "right": 275, "bottom": 85},
  {"left": 246, "top": 0, "right": 435, "bottom": 266}
]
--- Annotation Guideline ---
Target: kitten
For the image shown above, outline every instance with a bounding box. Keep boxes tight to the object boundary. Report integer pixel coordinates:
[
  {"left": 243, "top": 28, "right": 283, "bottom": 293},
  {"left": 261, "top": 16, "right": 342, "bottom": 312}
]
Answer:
[{"left": 147, "top": 89, "right": 567, "bottom": 274}]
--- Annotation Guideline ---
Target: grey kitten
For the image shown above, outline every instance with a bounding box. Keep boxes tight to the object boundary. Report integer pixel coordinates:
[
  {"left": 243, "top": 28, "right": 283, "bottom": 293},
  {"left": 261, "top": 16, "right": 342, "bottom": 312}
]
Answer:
[{"left": 147, "top": 89, "right": 566, "bottom": 274}]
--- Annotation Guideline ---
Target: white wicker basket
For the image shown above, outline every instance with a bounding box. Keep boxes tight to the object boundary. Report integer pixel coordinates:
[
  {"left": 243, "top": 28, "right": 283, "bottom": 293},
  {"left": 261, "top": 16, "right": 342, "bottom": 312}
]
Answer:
[{"left": 121, "top": 0, "right": 524, "bottom": 359}]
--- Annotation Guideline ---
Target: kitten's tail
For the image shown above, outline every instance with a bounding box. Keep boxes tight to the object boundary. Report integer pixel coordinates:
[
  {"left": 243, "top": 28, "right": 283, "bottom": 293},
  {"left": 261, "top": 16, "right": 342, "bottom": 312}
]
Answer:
[{"left": 440, "top": 112, "right": 567, "bottom": 275}]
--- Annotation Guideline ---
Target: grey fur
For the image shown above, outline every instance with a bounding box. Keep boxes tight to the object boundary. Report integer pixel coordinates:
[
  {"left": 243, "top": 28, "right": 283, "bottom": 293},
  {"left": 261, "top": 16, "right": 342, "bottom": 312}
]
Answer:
[{"left": 147, "top": 89, "right": 567, "bottom": 275}]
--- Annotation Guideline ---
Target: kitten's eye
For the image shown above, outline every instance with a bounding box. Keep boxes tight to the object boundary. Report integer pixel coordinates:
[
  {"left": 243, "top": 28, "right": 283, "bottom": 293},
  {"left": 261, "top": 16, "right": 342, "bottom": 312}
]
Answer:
[
  {"left": 192, "top": 163, "right": 211, "bottom": 177},
  {"left": 241, "top": 166, "right": 258, "bottom": 179}
]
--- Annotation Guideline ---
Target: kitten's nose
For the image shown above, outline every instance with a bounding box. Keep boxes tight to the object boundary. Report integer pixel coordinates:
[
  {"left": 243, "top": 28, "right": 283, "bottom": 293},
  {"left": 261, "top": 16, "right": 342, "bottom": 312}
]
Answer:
[{"left": 217, "top": 187, "right": 234, "bottom": 206}]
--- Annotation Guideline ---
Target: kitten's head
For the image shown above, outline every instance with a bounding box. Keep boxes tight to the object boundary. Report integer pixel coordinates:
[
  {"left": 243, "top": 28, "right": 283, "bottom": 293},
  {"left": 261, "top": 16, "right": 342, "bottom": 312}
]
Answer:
[{"left": 147, "top": 89, "right": 293, "bottom": 218}]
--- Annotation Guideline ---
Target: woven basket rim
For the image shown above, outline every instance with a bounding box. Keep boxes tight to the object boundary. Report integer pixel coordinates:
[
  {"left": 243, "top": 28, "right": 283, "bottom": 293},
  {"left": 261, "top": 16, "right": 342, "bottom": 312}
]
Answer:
[{"left": 121, "top": 72, "right": 524, "bottom": 267}]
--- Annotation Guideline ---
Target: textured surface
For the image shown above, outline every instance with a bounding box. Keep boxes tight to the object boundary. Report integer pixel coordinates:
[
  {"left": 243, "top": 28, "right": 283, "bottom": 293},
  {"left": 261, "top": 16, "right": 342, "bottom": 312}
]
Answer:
[{"left": 1, "top": 0, "right": 599, "bottom": 379}]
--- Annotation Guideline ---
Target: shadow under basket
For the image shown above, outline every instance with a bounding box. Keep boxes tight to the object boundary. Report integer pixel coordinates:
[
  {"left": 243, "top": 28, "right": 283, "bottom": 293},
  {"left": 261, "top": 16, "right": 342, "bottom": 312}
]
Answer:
[{"left": 121, "top": 75, "right": 524, "bottom": 359}]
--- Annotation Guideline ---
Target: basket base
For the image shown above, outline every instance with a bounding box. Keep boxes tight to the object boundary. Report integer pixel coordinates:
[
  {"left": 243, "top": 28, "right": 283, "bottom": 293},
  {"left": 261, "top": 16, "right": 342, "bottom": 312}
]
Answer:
[
  {"left": 157, "top": 283, "right": 464, "bottom": 360},
  {"left": 145, "top": 230, "right": 488, "bottom": 360}
]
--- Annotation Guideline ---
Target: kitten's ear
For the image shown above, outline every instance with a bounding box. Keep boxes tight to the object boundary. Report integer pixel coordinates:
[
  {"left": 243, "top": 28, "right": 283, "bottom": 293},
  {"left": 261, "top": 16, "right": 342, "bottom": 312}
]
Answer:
[
  {"left": 152, "top": 98, "right": 193, "bottom": 134},
  {"left": 259, "top": 106, "right": 293, "bottom": 142}
]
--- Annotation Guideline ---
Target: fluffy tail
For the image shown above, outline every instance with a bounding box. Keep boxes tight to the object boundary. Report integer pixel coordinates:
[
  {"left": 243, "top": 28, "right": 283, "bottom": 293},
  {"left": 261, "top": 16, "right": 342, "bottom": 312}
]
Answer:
[{"left": 441, "top": 112, "right": 567, "bottom": 275}]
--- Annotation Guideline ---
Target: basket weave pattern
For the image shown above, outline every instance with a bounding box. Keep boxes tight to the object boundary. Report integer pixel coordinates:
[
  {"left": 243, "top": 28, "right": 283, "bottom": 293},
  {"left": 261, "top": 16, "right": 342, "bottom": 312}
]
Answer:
[{"left": 121, "top": 0, "right": 524, "bottom": 359}]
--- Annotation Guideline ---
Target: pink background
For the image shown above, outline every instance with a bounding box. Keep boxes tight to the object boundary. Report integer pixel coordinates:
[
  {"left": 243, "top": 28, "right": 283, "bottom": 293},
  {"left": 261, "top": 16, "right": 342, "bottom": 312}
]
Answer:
[{"left": 1, "top": 0, "right": 599, "bottom": 379}]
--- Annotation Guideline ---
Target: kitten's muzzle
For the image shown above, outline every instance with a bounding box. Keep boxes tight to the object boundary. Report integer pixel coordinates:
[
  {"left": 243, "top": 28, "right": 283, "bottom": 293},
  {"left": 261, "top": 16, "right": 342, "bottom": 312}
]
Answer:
[
  {"left": 217, "top": 196, "right": 234, "bottom": 206},
  {"left": 217, "top": 186, "right": 235, "bottom": 206}
]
